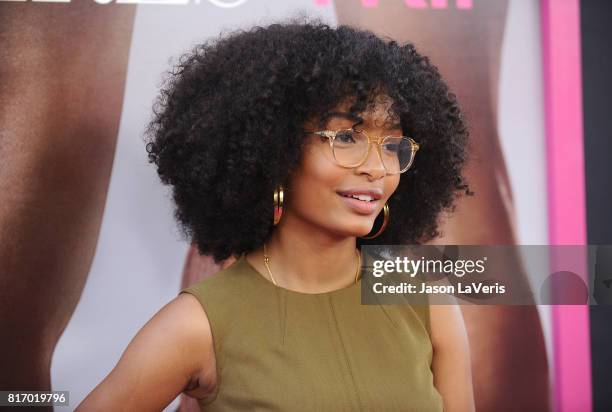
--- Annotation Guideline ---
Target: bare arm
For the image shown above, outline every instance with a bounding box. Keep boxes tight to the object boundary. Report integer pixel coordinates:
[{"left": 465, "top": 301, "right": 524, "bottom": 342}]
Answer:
[
  {"left": 430, "top": 303, "right": 475, "bottom": 412},
  {"left": 77, "top": 294, "right": 216, "bottom": 411}
]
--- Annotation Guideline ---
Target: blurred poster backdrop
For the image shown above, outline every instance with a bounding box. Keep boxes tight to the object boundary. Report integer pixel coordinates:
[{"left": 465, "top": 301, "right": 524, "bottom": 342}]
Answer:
[{"left": 1, "top": 0, "right": 550, "bottom": 411}]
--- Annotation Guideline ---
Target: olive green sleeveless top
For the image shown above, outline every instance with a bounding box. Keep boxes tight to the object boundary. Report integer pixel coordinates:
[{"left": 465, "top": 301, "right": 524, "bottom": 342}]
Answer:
[{"left": 179, "top": 254, "right": 444, "bottom": 411}]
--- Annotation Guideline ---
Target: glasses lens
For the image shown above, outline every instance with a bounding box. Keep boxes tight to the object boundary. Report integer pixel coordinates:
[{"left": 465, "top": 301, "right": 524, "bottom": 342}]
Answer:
[
  {"left": 332, "top": 130, "right": 369, "bottom": 167},
  {"left": 381, "top": 137, "right": 416, "bottom": 173}
]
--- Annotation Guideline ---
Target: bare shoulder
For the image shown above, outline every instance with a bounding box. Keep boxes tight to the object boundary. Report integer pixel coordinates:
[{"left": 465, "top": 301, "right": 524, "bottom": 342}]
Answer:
[
  {"left": 428, "top": 300, "right": 475, "bottom": 412},
  {"left": 171, "top": 292, "right": 215, "bottom": 338},
  {"left": 428, "top": 301, "right": 468, "bottom": 350},
  {"left": 170, "top": 293, "right": 219, "bottom": 397},
  {"left": 76, "top": 294, "right": 216, "bottom": 411}
]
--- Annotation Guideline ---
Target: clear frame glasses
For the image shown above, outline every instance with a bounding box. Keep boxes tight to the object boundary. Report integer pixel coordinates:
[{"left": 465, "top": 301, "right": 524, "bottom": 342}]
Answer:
[{"left": 309, "top": 128, "right": 420, "bottom": 174}]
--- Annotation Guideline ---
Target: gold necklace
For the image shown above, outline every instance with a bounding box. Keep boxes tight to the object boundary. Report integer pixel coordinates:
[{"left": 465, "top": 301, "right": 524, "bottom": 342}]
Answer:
[{"left": 262, "top": 243, "right": 362, "bottom": 287}]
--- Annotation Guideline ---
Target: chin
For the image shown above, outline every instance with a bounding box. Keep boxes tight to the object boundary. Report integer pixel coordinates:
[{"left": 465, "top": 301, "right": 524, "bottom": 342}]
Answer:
[
  {"left": 325, "top": 214, "right": 376, "bottom": 238},
  {"left": 347, "top": 224, "right": 377, "bottom": 238}
]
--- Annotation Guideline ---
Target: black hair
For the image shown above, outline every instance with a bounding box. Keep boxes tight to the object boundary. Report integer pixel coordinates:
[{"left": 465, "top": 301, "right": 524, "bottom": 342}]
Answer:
[{"left": 144, "top": 17, "right": 472, "bottom": 263}]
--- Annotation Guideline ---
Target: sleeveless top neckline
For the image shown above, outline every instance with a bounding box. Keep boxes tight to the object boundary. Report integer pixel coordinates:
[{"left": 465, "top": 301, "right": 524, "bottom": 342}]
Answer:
[
  {"left": 179, "top": 253, "right": 444, "bottom": 411},
  {"left": 239, "top": 254, "right": 362, "bottom": 297}
]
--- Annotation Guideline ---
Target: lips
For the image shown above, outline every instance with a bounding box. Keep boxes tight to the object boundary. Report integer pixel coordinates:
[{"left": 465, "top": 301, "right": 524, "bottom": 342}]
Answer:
[
  {"left": 336, "top": 188, "right": 383, "bottom": 201},
  {"left": 337, "top": 188, "right": 383, "bottom": 214}
]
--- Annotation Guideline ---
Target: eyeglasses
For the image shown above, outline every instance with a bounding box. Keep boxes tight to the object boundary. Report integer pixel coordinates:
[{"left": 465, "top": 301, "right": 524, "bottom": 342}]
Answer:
[{"left": 308, "top": 128, "right": 420, "bottom": 174}]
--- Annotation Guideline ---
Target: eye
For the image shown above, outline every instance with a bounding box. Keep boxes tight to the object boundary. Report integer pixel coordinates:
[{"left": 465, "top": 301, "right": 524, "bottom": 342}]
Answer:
[
  {"left": 382, "top": 143, "right": 400, "bottom": 153},
  {"left": 336, "top": 130, "right": 357, "bottom": 144}
]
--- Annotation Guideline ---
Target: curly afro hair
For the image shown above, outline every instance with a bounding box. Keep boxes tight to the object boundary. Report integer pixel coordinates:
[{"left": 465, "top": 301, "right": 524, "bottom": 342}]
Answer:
[{"left": 144, "top": 17, "right": 472, "bottom": 264}]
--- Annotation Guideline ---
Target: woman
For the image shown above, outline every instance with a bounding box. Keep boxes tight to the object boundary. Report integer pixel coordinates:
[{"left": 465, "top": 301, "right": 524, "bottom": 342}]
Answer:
[{"left": 78, "top": 19, "right": 474, "bottom": 411}]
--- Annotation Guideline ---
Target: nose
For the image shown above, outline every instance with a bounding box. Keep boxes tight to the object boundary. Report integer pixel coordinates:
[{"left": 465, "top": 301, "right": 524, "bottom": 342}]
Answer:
[{"left": 355, "top": 144, "right": 386, "bottom": 180}]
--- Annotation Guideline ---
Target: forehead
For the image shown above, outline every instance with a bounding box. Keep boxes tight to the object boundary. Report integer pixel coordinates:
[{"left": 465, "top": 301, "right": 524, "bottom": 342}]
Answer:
[{"left": 320, "top": 94, "right": 401, "bottom": 129}]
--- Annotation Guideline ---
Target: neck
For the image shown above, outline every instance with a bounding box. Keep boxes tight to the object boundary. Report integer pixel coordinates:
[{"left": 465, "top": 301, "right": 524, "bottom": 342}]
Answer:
[{"left": 247, "top": 211, "right": 360, "bottom": 293}]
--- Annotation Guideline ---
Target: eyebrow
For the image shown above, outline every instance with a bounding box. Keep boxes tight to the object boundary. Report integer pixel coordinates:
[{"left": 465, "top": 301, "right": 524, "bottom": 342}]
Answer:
[{"left": 320, "top": 111, "right": 402, "bottom": 129}]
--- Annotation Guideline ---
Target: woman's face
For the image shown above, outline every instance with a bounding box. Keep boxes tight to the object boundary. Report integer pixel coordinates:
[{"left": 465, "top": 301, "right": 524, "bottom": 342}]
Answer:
[{"left": 284, "top": 95, "right": 402, "bottom": 239}]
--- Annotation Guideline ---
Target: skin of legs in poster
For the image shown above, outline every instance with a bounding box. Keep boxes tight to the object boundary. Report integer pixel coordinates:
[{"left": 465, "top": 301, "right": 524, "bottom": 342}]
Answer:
[{"left": 0, "top": 3, "right": 136, "bottom": 408}]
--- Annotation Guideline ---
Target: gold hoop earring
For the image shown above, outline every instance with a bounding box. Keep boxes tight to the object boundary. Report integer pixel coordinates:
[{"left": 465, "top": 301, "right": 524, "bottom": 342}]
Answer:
[
  {"left": 360, "top": 202, "right": 389, "bottom": 239},
  {"left": 273, "top": 185, "right": 284, "bottom": 225}
]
